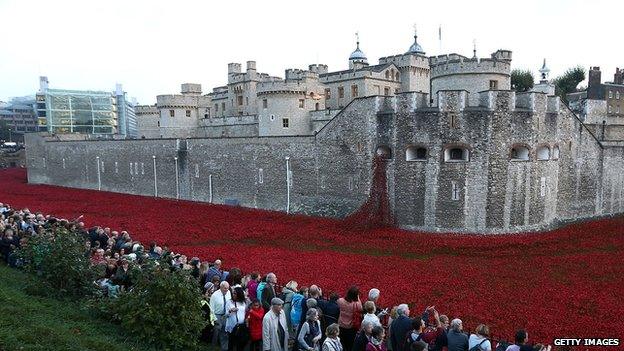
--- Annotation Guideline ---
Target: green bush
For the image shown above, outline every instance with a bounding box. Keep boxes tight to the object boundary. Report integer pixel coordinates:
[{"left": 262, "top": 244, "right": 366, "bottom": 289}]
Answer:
[
  {"left": 110, "top": 261, "right": 206, "bottom": 350},
  {"left": 17, "top": 228, "right": 102, "bottom": 299}
]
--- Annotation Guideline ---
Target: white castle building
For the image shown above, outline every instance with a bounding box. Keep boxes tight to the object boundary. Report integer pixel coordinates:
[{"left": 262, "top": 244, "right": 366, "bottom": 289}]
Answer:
[{"left": 135, "top": 33, "right": 514, "bottom": 139}]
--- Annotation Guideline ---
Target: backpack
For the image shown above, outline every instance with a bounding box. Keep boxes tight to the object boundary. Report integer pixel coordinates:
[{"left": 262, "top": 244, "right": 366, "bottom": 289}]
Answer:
[
  {"left": 470, "top": 339, "right": 488, "bottom": 351},
  {"left": 256, "top": 282, "right": 267, "bottom": 303},
  {"left": 291, "top": 293, "right": 304, "bottom": 321}
]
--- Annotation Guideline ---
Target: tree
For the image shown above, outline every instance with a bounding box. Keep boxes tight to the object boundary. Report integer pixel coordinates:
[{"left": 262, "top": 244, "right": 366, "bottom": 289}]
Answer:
[
  {"left": 17, "top": 228, "right": 102, "bottom": 299},
  {"left": 511, "top": 69, "right": 535, "bottom": 92},
  {"left": 553, "top": 66, "right": 586, "bottom": 103},
  {"left": 110, "top": 260, "right": 206, "bottom": 350},
  {"left": 0, "top": 120, "right": 11, "bottom": 142}
]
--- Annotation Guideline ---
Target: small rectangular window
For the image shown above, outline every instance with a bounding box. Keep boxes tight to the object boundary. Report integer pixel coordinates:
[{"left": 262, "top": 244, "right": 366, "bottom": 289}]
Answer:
[
  {"left": 384, "top": 87, "right": 390, "bottom": 96},
  {"left": 195, "top": 164, "right": 200, "bottom": 178},
  {"left": 338, "top": 86, "right": 344, "bottom": 98},
  {"left": 325, "top": 88, "right": 331, "bottom": 100},
  {"left": 185, "top": 110, "right": 191, "bottom": 117},
  {"left": 395, "top": 88, "right": 400, "bottom": 94},
  {"left": 490, "top": 80, "right": 498, "bottom": 90},
  {"left": 263, "top": 99, "right": 268, "bottom": 108},
  {"left": 114, "top": 161, "right": 118, "bottom": 174},
  {"left": 258, "top": 168, "right": 264, "bottom": 184},
  {"left": 299, "top": 99, "right": 305, "bottom": 108},
  {"left": 282, "top": 118, "right": 289, "bottom": 128},
  {"left": 215, "top": 104, "right": 219, "bottom": 112},
  {"left": 609, "top": 91, "right": 613, "bottom": 99},
  {"left": 169, "top": 109, "right": 175, "bottom": 117},
  {"left": 540, "top": 177, "right": 546, "bottom": 197},
  {"left": 129, "top": 162, "right": 133, "bottom": 175},
  {"left": 237, "top": 95, "right": 243, "bottom": 106},
  {"left": 221, "top": 102, "right": 225, "bottom": 113},
  {"left": 351, "top": 85, "right": 358, "bottom": 97},
  {"left": 141, "top": 162, "right": 145, "bottom": 175},
  {"left": 451, "top": 181, "right": 460, "bottom": 201}
]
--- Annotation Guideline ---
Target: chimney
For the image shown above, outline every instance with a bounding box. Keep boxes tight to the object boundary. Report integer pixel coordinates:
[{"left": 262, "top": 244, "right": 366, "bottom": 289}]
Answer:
[
  {"left": 587, "top": 67, "right": 603, "bottom": 100},
  {"left": 615, "top": 68, "right": 623, "bottom": 85}
]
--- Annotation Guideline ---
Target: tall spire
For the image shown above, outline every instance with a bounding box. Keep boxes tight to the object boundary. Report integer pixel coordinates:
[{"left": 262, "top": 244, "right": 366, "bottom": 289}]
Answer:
[
  {"left": 356, "top": 31, "right": 360, "bottom": 50},
  {"left": 472, "top": 39, "right": 477, "bottom": 59}
]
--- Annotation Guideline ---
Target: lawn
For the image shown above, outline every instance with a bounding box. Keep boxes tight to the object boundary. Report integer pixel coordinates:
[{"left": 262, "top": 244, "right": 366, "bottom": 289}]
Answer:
[
  {"left": 0, "top": 264, "right": 152, "bottom": 350},
  {"left": 1, "top": 168, "right": 623, "bottom": 344}
]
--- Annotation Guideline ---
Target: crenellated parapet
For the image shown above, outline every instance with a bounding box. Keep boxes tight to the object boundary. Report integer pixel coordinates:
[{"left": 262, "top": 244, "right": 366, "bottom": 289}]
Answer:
[
  {"left": 157, "top": 94, "right": 205, "bottom": 108},
  {"left": 430, "top": 55, "right": 511, "bottom": 78}
]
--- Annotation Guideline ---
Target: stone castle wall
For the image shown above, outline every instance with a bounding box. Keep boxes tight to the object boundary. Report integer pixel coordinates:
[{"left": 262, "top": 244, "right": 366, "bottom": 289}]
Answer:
[{"left": 25, "top": 93, "right": 624, "bottom": 233}]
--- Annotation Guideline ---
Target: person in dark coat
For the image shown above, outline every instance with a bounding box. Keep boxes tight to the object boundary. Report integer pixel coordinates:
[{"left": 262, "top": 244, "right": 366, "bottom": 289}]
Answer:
[
  {"left": 261, "top": 272, "right": 277, "bottom": 311},
  {"left": 352, "top": 320, "right": 374, "bottom": 351},
  {"left": 389, "top": 304, "right": 412, "bottom": 351},
  {"left": 319, "top": 293, "right": 341, "bottom": 335}
]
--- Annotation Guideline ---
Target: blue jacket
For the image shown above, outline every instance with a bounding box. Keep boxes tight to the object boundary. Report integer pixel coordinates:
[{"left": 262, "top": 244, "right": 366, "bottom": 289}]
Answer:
[{"left": 290, "top": 293, "right": 304, "bottom": 325}]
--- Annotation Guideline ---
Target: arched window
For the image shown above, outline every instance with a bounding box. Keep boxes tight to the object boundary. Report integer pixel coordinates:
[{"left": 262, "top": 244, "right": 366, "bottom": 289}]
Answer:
[
  {"left": 444, "top": 146, "right": 470, "bottom": 162},
  {"left": 510, "top": 145, "right": 530, "bottom": 161},
  {"left": 385, "top": 71, "right": 390, "bottom": 79},
  {"left": 406, "top": 146, "right": 427, "bottom": 161},
  {"left": 536, "top": 145, "right": 550, "bottom": 160},
  {"left": 395, "top": 72, "right": 400, "bottom": 81},
  {"left": 552, "top": 145, "right": 560, "bottom": 160},
  {"left": 376, "top": 145, "right": 392, "bottom": 159}
]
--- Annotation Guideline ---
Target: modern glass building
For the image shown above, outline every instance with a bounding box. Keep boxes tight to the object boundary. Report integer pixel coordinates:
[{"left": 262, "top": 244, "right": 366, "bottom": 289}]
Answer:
[{"left": 36, "top": 76, "right": 137, "bottom": 137}]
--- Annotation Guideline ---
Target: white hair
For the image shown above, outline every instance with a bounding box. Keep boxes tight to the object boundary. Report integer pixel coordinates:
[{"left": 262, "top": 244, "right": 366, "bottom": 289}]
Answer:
[
  {"left": 219, "top": 281, "right": 230, "bottom": 289},
  {"left": 368, "top": 288, "right": 380, "bottom": 300},
  {"left": 360, "top": 319, "right": 374, "bottom": 330},
  {"left": 451, "top": 318, "right": 462, "bottom": 331},
  {"left": 397, "top": 304, "right": 409, "bottom": 316}
]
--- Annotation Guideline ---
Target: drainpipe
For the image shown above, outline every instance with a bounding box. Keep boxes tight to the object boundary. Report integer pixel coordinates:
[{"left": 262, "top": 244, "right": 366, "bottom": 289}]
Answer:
[{"left": 285, "top": 156, "right": 291, "bottom": 214}]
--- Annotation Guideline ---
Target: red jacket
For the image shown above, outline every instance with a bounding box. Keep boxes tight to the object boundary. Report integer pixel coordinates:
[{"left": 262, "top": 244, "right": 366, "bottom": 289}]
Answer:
[{"left": 247, "top": 306, "right": 265, "bottom": 341}]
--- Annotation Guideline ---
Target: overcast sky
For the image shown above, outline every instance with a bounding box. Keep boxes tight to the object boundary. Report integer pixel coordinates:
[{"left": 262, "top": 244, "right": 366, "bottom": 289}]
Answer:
[{"left": 0, "top": 0, "right": 621, "bottom": 104}]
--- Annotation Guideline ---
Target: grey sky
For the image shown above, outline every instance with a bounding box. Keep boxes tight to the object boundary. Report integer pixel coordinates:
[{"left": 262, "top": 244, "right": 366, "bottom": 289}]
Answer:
[{"left": 0, "top": 0, "right": 621, "bottom": 104}]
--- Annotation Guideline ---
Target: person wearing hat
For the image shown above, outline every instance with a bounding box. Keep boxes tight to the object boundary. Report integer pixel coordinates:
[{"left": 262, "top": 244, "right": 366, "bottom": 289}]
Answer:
[{"left": 262, "top": 297, "right": 289, "bottom": 351}]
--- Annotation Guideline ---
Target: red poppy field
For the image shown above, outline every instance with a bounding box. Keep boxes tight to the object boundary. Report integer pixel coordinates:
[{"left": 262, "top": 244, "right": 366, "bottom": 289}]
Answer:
[{"left": 1, "top": 168, "right": 623, "bottom": 345}]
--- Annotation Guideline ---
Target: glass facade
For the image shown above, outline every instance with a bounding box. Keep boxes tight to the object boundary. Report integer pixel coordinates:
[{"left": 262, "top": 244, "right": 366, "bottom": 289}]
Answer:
[{"left": 44, "top": 89, "right": 118, "bottom": 134}]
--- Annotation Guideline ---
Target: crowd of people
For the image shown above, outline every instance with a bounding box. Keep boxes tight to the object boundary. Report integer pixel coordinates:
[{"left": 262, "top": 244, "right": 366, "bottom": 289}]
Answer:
[{"left": 1, "top": 201, "right": 553, "bottom": 351}]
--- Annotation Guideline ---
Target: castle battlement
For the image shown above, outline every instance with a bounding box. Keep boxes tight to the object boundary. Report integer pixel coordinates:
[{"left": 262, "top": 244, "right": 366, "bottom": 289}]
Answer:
[
  {"left": 378, "top": 53, "right": 429, "bottom": 68},
  {"left": 285, "top": 69, "right": 319, "bottom": 81},
  {"left": 156, "top": 94, "right": 207, "bottom": 108},
  {"left": 257, "top": 81, "right": 320, "bottom": 95},
  {"left": 134, "top": 104, "right": 158, "bottom": 114},
  {"left": 429, "top": 50, "right": 512, "bottom": 78}
]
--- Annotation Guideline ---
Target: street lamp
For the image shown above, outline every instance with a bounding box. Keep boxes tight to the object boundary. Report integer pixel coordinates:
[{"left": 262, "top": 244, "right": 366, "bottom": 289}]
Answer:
[{"left": 8, "top": 128, "right": 12, "bottom": 143}]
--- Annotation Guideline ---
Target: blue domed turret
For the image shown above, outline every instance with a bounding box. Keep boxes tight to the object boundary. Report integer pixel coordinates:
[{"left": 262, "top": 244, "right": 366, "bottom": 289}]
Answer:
[
  {"left": 349, "top": 45, "right": 367, "bottom": 61},
  {"left": 407, "top": 34, "right": 425, "bottom": 55}
]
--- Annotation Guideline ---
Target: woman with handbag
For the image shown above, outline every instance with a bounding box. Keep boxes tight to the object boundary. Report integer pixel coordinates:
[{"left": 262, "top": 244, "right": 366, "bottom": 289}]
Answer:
[
  {"left": 226, "top": 287, "right": 249, "bottom": 351},
  {"left": 337, "top": 286, "right": 363, "bottom": 351}
]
